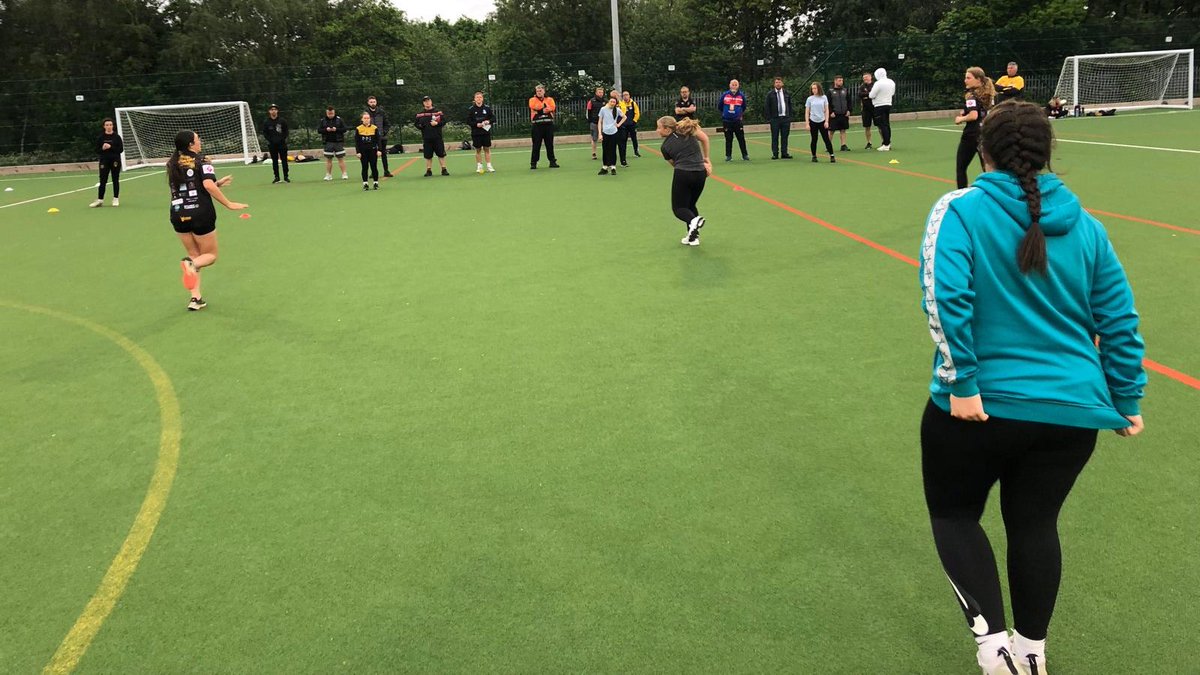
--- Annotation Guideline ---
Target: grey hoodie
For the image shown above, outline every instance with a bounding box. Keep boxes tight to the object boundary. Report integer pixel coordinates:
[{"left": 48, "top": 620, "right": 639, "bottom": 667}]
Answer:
[{"left": 870, "top": 68, "right": 895, "bottom": 107}]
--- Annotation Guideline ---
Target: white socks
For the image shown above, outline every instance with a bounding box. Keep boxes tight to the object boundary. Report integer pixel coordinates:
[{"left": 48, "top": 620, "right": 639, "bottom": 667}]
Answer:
[
  {"left": 1012, "top": 631, "right": 1046, "bottom": 663},
  {"left": 975, "top": 631, "right": 1013, "bottom": 670}
]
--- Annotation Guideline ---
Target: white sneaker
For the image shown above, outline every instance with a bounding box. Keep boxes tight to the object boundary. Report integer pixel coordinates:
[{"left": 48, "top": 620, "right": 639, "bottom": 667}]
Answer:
[
  {"left": 980, "top": 646, "right": 1020, "bottom": 675},
  {"left": 1014, "top": 652, "right": 1046, "bottom": 675},
  {"left": 686, "top": 215, "right": 705, "bottom": 240},
  {"left": 341, "top": 173, "right": 348, "bottom": 180},
  {"left": 89, "top": 199, "right": 103, "bottom": 208},
  {"left": 486, "top": 164, "right": 495, "bottom": 173},
  {"left": 878, "top": 144, "right": 891, "bottom": 152},
  {"left": 323, "top": 174, "right": 333, "bottom": 181},
  {"left": 111, "top": 197, "right": 119, "bottom": 206},
  {"left": 476, "top": 163, "right": 484, "bottom": 174}
]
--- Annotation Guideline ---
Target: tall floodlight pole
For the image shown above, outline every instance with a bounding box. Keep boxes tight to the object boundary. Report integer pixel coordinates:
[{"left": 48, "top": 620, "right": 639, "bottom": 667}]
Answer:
[{"left": 611, "top": 0, "right": 622, "bottom": 91}]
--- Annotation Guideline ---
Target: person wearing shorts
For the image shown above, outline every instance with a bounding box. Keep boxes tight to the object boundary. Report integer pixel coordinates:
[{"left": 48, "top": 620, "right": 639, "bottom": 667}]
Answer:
[
  {"left": 318, "top": 106, "right": 348, "bottom": 180},
  {"left": 166, "top": 130, "right": 248, "bottom": 311},
  {"left": 859, "top": 72, "right": 875, "bottom": 149},
  {"left": 586, "top": 86, "right": 605, "bottom": 160},
  {"left": 466, "top": 91, "right": 496, "bottom": 173},
  {"left": 415, "top": 96, "right": 448, "bottom": 177},
  {"left": 827, "top": 75, "right": 852, "bottom": 151}
]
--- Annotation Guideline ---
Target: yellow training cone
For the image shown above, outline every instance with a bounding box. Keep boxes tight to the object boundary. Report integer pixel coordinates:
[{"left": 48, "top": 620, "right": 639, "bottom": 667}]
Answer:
[
  {"left": 888, "top": 159, "right": 900, "bottom": 165},
  {"left": 47, "top": 207, "right": 60, "bottom": 213}
]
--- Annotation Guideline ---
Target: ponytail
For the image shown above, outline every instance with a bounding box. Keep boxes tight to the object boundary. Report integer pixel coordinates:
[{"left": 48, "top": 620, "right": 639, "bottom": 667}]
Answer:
[
  {"left": 657, "top": 115, "right": 698, "bottom": 137},
  {"left": 166, "top": 130, "right": 196, "bottom": 189},
  {"left": 966, "top": 66, "right": 995, "bottom": 108},
  {"left": 980, "top": 101, "right": 1054, "bottom": 274}
]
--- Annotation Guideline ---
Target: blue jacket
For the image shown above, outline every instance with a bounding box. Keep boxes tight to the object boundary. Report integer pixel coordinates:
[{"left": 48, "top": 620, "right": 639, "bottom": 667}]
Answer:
[
  {"left": 919, "top": 171, "right": 1145, "bottom": 429},
  {"left": 719, "top": 90, "right": 747, "bottom": 122}
]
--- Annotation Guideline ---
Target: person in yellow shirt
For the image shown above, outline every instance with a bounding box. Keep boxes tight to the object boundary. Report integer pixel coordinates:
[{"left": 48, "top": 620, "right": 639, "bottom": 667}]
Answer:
[
  {"left": 528, "top": 84, "right": 560, "bottom": 169},
  {"left": 996, "top": 62, "right": 1025, "bottom": 103},
  {"left": 619, "top": 90, "right": 642, "bottom": 163}
]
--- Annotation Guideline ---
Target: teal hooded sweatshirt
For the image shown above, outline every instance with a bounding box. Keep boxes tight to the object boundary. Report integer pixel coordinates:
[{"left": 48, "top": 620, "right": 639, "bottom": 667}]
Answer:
[{"left": 919, "top": 171, "right": 1146, "bottom": 429}]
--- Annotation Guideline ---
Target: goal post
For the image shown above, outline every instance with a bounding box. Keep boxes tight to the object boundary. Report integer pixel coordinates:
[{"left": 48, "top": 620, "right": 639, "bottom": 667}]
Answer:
[
  {"left": 1053, "top": 49, "right": 1194, "bottom": 112},
  {"left": 114, "top": 101, "right": 262, "bottom": 170}
]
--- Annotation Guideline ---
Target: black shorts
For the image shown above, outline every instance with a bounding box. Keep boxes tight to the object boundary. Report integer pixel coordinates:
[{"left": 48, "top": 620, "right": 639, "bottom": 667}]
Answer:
[
  {"left": 860, "top": 105, "right": 875, "bottom": 127},
  {"left": 471, "top": 134, "right": 492, "bottom": 149},
  {"left": 171, "top": 215, "right": 216, "bottom": 236},
  {"left": 423, "top": 138, "right": 446, "bottom": 159},
  {"left": 829, "top": 113, "right": 850, "bottom": 131}
]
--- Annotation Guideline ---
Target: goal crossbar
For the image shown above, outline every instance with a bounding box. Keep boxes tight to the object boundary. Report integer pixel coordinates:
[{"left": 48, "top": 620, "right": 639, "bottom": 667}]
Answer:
[
  {"left": 1053, "top": 49, "right": 1194, "bottom": 112},
  {"left": 115, "top": 101, "right": 262, "bottom": 171}
]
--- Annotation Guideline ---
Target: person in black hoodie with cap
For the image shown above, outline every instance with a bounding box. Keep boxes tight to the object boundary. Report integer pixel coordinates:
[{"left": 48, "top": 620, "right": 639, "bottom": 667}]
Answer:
[
  {"left": 90, "top": 118, "right": 123, "bottom": 207},
  {"left": 262, "top": 104, "right": 290, "bottom": 183}
]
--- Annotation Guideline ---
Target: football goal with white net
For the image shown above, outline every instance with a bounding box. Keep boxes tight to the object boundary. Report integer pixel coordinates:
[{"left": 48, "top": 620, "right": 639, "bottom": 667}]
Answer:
[
  {"left": 1053, "top": 49, "right": 1194, "bottom": 112},
  {"left": 115, "top": 101, "right": 262, "bottom": 170}
]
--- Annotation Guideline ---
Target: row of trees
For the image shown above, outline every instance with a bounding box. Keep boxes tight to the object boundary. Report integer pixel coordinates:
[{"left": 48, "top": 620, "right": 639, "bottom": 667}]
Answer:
[{"left": 0, "top": 0, "right": 1194, "bottom": 163}]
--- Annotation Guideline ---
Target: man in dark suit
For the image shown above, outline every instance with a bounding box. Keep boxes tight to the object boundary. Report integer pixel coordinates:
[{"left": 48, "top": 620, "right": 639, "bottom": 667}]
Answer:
[{"left": 765, "top": 76, "right": 794, "bottom": 159}]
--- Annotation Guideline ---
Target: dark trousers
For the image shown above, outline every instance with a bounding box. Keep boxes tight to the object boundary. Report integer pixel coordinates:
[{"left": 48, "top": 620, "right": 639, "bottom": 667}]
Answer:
[
  {"left": 379, "top": 137, "right": 389, "bottom": 173},
  {"left": 921, "top": 400, "right": 1097, "bottom": 641},
  {"left": 531, "top": 123, "right": 556, "bottom": 165},
  {"left": 956, "top": 130, "right": 983, "bottom": 189},
  {"left": 359, "top": 154, "right": 378, "bottom": 182},
  {"left": 873, "top": 105, "right": 893, "bottom": 145},
  {"left": 769, "top": 117, "right": 791, "bottom": 157},
  {"left": 808, "top": 121, "right": 834, "bottom": 156},
  {"left": 723, "top": 122, "right": 748, "bottom": 158},
  {"left": 670, "top": 170, "right": 707, "bottom": 224},
  {"left": 626, "top": 123, "right": 639, "bottom": 154},
  {"left": 601, "top": 133, "right": 618, "bottom": 166},
  {"left": 98, "top": 160, "right": 120, "bottom": 199},
  {"left": 268, "top": 143, "right": 289, "bottom": 179},
  {"left": 616, "top": 127, "right": 629, "bottom": 164}
]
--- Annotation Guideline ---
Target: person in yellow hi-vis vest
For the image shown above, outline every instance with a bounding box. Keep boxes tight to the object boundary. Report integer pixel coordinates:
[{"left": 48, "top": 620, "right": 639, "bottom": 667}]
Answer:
[{"left": 996, "top": 62, "right": 1026, "bottom": 103}]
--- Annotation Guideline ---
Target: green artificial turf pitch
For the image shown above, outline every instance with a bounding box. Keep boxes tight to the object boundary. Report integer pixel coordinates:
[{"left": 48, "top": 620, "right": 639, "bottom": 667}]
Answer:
[{"left": 2, "top": 110, "right": 1198, "bottom": 673}]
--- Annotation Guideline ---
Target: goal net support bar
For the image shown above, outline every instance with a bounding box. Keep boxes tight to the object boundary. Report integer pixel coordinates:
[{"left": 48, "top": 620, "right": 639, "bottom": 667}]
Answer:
[{"left": 1053, "top": 49, "right": 1194, "bottom": 112}]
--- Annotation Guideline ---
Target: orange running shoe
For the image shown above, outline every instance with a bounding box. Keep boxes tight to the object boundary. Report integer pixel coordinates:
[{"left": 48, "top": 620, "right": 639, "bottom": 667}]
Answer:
[{"left": 180, "top": 257, "right": 198, "bottom": 291}]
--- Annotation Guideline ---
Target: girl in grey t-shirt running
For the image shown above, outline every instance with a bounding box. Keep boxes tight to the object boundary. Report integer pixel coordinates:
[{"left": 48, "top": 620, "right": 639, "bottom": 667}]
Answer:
[
  {"left": 655, "top": 116, "right": 712, "bottom": 246},
  {"left": 805, "top": 83, "right": 836, "bottom": 163}
]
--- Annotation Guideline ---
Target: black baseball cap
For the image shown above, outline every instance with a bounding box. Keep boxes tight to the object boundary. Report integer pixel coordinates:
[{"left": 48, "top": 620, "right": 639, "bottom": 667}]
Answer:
[
  {"left": 422, "top": 95, "right": 432, "bottom": 101},
  {"left": 268, "top": 103, "right": 278, "bottom": 109}
]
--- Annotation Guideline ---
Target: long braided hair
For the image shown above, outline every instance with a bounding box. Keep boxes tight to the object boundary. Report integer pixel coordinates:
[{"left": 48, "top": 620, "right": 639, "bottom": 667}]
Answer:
[{"left": 979, "top": 100, "right": 1054, "bottom": 274}]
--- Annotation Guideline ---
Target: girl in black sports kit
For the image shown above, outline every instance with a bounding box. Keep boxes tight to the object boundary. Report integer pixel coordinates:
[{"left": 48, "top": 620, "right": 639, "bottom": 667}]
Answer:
[
  {"left": 655, "top": 116, "right": 712, "bottom": 246},
  {"left": 90, "top": 118, "right": 123, "bottom": 208},
  {"left": 954, "top": 67, "right": 995, "bottom": 189},
  {"left": 168, "top": 130, "right": 248, "bottom": 311}
]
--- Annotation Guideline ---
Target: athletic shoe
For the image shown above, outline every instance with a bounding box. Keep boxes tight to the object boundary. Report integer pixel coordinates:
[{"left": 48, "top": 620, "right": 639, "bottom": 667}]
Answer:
[
  {"left": 686, "top": 216, "right": 705, "bottom": 241},
  {"left": 609, "top": 168, "right": 617, "bottom": 176},
  {"left": 323, "top": 174, "right": 333, "bottom": 181},
  {"left": 383, "top": 171, "right": 394, "bottom": 178},
  {"left": 840, "top": 144, "right": 850, "bottom": 152},
  {"left": 771, "top": 155, "right": 778, "bottom": 160},
  {"left": 111, "top": 198, "right": 119, "bottom": 206},
  {"left": 1013, "top": 649, "right": 1046, "bottom": 675},
  {"left": 864, "top": 143, "right": 873, "bottom": 150},
  {"left": 725, "top": 156, "right": 732, "bottom": 162},
  {"left": 621, "top": 161, "right": 628, "bottom": 167},
  {"left": 341, "top": 172, "right": 349, "bottom": 179},
  {"left": 681, "top": 234, "right": 700, "bottom": 246},
  {"left": 283, "top": 177, "right": 291, "bottom": 183},
  {"left": 441, "top": 168, "right": 449, "bottom": 176},
  {"left": 781, "top": 154, "right": 793, "bottom": 159},
  {"left": 598, "top": 168, "right": 608, "bottom": 176},
  {"left": 830, "top": 155, "right": 837, "bottom": 163},
  {"left": 486, "top": 164, "right": 495, "bottom": 173},
  {"left": 811, "top": 156, "right": 818, "bottom": 163},
  {"left": 362, "top": 182, "right": 369, "bottom": 191},
  {"left": 980, "top": 646, "right": 1020, "bottom": 675},
  {"left": 373, "top": 182, "right": 379, "bottom": 190},
  {"left": 89, "top": 199, "right": 103, "bottom": 208},
  {"left": 549, "top": 161, "right": 560, "bottom": 168},
  {"left": 424, "top": 169, "right": 433, "bottom": 177},
  {"left": 530, "top": 164, "right": 538, "bottom": 170},
  {"left": 742, "top": 155, "right": 751, "bottom": 161},
  {"left": 272, "top": 177, "right": 281, "bottom": 184},
  {"left": 634, "top": 151, "right": 641, "bottom": 158},
  {"left": 592, "top": 153, "right": 597, "bottom": 160},
  {"left": 180, "top": 257, "right": 198, "bottom": 291},
  {"left": 187, "top": 297, "right": 207, "bottom": 312},
  {"left": 878, "top": 145, "right": 891, "bottom": 152}
]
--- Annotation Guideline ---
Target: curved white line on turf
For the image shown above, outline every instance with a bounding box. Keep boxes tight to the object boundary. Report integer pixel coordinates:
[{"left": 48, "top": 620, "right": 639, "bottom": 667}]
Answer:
[
  {"left": 0, "top": 171, "right": 165, "bottom": 210},
  {"left": 0, "top": 301, "right": 183, "bottom": 675}
]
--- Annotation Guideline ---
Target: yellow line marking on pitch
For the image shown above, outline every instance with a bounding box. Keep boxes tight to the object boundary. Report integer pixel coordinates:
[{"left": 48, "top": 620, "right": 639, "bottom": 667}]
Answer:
[{"left": 0, "top": 301, "right": 182, "bottom": 675}]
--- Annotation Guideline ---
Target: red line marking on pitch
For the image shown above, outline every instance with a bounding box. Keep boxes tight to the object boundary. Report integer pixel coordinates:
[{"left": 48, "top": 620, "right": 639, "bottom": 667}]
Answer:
[
  {"left": 382, "top": 157, "right": 419, "bottom": 181},
  {"left": 685, "top": 143, "right": 1200, "bottom": 391},
  {"left": 1083, "top": 209, "right": 1200, "bottom": 236}
]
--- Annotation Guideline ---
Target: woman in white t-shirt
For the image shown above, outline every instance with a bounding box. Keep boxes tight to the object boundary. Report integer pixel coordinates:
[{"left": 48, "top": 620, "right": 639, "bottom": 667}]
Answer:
[{"left": 805, "top": 82, "right": 836, "bottom": 163}]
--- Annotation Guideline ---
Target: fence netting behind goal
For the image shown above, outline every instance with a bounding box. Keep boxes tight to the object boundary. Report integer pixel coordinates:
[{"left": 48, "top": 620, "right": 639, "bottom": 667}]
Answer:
[
  {"left": 116, "top": 102, "right": 261, "bottom": 170},
  {"left": 1054, "top": 51, "right": 1193, "bottom": 110}
]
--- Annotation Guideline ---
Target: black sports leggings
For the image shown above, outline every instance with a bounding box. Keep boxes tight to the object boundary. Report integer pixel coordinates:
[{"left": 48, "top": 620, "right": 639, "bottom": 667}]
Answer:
[
  {"left": 98, "top": 160, "right": 120, "bottom": 199},
  {"left": 873, "top": 105, "right": 892, "bottom": 145},
  {"left": 360, "top": 154, "right": 378, "bottom": 182},
  {"left": 670, "top": 170, "right": 706, "bottom": 224},
  {"left": 921, "top": 400, "right": 1097, "bottom": 641},
  {"left": 723, "top": 122, "right": 748, "bottom": 158},
  {"left": 809, "top": 121, "right": 834, "bottom": 156},
  {"left": 601, "top": 133, "right": 618, "bottom": 167},
  {"left": 956, "top": 129, "right": 983, "bottom": 189}
]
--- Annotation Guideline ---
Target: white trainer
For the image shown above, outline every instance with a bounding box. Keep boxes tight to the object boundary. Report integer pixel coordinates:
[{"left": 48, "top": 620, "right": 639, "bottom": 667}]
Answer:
[
  {"left": 1014, "top": 653, "right": 1046, "bottom": 675},
  {"left": 323, "top": 174, "right": 333, "bottom": 181},
  {"left": 486, "top": 164, "right": 495, "bottom": 173},
  {"left": 341, "top": 172, "right": 348, "bottom": 180},
  {"left": 878, "top": 144, "right": 891, "bottom": 152},
  {"left": 89, "top": 199, "right": 103, "bottom": 208},
  {"left": 111, "top": 197, "right": 119, "bottom": 206}
]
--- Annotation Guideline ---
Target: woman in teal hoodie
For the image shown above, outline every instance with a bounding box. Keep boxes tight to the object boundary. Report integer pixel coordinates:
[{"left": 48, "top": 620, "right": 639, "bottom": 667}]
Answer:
[{"left": 918, "top": 101, "right": 1145, "bottom": 675}]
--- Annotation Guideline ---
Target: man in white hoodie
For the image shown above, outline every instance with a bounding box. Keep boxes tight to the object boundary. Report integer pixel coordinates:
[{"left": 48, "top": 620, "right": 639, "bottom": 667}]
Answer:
[{"left": 869, "top": 67, "right": 895, "bottom": 151}]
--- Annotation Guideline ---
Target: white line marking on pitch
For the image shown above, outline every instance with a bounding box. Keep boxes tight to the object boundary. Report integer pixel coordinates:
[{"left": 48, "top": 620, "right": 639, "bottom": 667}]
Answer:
[
  {"left": 916, "top": 126, "right": 1200, "bottom": 154},
  {"left": 0, "top": 171, "right": 165, "bottom": 209}
]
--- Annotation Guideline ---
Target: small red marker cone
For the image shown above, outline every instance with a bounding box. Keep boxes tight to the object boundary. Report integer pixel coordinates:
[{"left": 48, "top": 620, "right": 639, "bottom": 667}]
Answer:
[{"left": 239, "top": 213, "right": 251, "bottom": 219}]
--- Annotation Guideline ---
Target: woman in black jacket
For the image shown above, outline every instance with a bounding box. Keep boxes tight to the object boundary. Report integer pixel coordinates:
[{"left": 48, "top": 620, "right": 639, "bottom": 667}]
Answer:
[{"left": 90, "top": 118, "right": 123, "bottom": 207}]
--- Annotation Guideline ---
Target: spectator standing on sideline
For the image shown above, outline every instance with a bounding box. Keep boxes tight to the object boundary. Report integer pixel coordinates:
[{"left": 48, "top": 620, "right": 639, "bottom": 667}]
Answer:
[
  {"left": 828, "top": 75, "right": 853, "bottom": 152},
  {"left": 764, "top": 76, "right": 794, "bottom": 160},
  {"left": 996, "top": 62, "right": 1025, "bottom": 103},
  {"left": 719, "top": 79, "right": 750, "bottom": 162},
  {"left": 586, "top": 86, "right": 605, "bottom": 160},
  {"left": 415, "top": 96, "right": 449, "bottom": 177},
  {"left": 90, "top": 118, "right": 123, "bottom": 207},
  {"left": 675, "top": 86, "right": 697, "bottom": 121},
  {"left": 620, "top": 90, "right": 642, "bottom": 160},
  {"left": 262, "top": 104, "right": 290, "bottom": 184},
  {"left": 597, "top": 96, "right": 625, "bottom": 176},
  {"left": 467, "top": 91, "right": 496, "bottom": 174},
  {"left": 869, "top": 67, "right": 896, "bottom": 151},
  {"left": 529, "top": 84, "right": 560, "bottom": 169},
  {"left": 318, "top": 106, "right": 348, "bottom": 181},
  {"left": 805, "top": 82, "right": 836, "bottom": 163},
  {"left": 354, "top": 111, "right": 382, "bottom": 191},
  {"left": 365, "top": 95, "right": 393, "bottom": 177},
  {"left": 859, "top": 71, "right": 876, "bottom": 149}
]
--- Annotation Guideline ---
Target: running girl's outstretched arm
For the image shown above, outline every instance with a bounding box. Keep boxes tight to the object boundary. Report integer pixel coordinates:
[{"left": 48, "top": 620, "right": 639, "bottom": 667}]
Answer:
[{"left": 203, "top": 179, "right": 247, "bottom": 210}]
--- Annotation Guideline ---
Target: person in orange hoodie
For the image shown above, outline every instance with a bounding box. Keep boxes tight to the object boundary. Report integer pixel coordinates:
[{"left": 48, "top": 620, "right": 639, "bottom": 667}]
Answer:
[{"left": 528, "top": 84, "right": 560, "bottom": 169}]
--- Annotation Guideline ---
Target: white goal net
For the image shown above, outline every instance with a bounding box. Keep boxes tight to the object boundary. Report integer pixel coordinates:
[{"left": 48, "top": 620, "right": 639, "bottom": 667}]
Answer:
[
  {"left": 1053, "top": 49, "right": 1194, "bottom": 112},
  {"left": 115, "top": 101, "right": 262, "bottom": 170}
]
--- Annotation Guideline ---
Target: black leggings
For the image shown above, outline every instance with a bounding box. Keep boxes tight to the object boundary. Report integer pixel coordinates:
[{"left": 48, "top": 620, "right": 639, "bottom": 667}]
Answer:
[
  {"left": 601, "top": 133, "right": 618, "bottom": 166},
  {"left": 809, "top": 121, "right": 834, "bottom": 156},
  {"left": 98, "top": 160, "right": 120, "bottom": 199},
  {"left": 616, "top": 127, "right": 629, "bottom": 164},
  {"left": 670, "top": 170, "right": 706, "bottom": 224},
  {"left": 921, "top": 400, "right": 1097, "bottom": 640},
  {"left": 956, "top": 130, "right": 983, "bottom": 189},
  {"left": 723, "top": 123, "right": 748, "bottom": 158},
  {"left": 360, "top": 154, "right": 378, "bottom": 182},
  {"left": 873, "top": 105, "right": 892, "bottom": 145}
]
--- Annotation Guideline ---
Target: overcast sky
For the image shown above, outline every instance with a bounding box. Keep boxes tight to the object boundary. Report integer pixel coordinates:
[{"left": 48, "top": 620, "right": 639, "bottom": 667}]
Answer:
[{"left": 396, "top": 0, "right": 495, "bottom": 22}]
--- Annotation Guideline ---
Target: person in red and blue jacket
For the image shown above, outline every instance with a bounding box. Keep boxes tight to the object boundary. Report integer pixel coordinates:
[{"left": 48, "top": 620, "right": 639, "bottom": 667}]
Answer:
[{"left": 718, "top": 79, "right": 750, "bottom": 161}]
